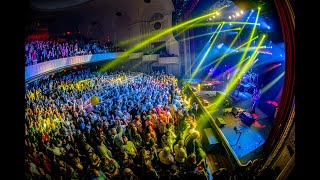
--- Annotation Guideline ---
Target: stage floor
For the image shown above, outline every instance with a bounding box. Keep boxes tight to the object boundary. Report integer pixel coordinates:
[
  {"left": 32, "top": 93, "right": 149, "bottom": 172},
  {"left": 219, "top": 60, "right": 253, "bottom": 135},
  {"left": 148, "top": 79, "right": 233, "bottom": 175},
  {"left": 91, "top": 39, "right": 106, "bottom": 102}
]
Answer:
[{"left": 192, "top": 87, "right": 272, "bottom": 165}]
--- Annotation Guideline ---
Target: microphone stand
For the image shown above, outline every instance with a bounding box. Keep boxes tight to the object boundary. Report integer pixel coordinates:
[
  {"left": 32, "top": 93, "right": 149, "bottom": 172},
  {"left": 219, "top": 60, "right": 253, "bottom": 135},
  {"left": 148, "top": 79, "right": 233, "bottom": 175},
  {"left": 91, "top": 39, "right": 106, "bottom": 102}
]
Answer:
[{"left": 232, "top": 131, "right": 242, "bottom": 148}]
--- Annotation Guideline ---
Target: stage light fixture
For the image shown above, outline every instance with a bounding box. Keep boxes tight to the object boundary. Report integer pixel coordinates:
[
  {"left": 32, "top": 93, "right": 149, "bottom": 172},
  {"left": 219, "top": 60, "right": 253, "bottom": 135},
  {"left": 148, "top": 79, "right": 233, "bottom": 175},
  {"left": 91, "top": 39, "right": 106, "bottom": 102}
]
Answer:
[
  {"left": 236, "top": 13, "right": 240, "bottom": 16},
  {"left": 213, "top": 16, "right": 216, "bottom": 18},
  {"left": 267, "top": 26, "right": 270, "bottom": 29},
  {"left": 216, "top": 12, "right": 220, "bottom": 15},
  {"left": 252, "top": 10, "right": 254, "bottom": 12},
  {"left": 232, "top": 15, "right": 235, "bottom": 18},
  {"left": 228, "top": 16, "right": 231, "bottom": 19},
  {"left": 258, "top": 7, "right": 261, "bottom": 10},
  {"left": 217, "top": 43, "right": 224, "bottom": 49},
  {"left": 240, "top": 11, "right": 243, "bottom": 14},
  {"left": 209, "top": 18, "right": 212, "bottom": 21}
]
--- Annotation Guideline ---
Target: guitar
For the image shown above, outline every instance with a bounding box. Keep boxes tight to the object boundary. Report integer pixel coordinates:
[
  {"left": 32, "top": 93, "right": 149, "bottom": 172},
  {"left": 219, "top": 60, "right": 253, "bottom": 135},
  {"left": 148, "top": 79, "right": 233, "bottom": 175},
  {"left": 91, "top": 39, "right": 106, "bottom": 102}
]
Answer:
[{"left": 251, "top": 89, "right": 260, "bottom": 102}]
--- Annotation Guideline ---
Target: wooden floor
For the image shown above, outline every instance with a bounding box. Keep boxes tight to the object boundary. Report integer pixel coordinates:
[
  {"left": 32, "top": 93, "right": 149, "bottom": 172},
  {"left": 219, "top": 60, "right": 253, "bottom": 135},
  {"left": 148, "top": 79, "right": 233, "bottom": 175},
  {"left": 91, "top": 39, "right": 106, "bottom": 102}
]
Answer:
[{"left": 206, "top": 151, "right": 234, "bottom": 175}]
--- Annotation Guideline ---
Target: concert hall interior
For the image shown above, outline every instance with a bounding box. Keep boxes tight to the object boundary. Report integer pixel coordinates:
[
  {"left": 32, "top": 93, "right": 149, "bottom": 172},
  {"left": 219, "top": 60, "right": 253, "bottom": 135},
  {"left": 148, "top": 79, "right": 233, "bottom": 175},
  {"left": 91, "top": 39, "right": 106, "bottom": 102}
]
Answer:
[{"left": 23, "top": 0, "right": 295, "bottom": 179}]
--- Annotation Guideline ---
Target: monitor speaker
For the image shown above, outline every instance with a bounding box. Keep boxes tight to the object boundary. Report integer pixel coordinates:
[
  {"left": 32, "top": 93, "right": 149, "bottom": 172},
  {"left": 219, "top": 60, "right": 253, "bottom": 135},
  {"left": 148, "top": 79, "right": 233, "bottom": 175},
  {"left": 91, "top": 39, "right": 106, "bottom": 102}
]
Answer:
[{"left": 232, "top": 107, "right": 239, "bottom": 116}]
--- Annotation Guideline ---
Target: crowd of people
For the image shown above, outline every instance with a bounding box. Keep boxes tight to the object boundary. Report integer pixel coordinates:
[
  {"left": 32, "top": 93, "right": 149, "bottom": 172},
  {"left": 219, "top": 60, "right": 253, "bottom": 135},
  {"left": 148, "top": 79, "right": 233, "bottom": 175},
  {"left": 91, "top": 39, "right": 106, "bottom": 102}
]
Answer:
[
  {"left": 25, "top": 35, "right": 125, "bottom": 67},
  {"left": 25, "top": 69, "right": 208, "bottom": 180}
]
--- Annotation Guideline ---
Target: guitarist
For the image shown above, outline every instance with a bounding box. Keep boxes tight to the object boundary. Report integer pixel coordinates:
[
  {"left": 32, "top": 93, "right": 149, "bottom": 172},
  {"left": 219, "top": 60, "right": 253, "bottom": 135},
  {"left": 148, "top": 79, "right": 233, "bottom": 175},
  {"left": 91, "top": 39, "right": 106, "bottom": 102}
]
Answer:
[{"left": 250, "top": 88, "right": 261, "bottom": 114}]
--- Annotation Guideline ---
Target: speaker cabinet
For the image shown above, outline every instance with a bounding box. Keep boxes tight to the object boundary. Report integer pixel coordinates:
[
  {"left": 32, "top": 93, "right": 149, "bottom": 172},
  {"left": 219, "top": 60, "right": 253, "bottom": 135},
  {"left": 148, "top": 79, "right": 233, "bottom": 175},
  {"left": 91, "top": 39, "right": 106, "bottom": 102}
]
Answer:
[
  {"left": 216, "top": 117, "right": 226, "bottom": 128},
  {"left": 203, "top": 128, "right": 221, "bottom": 153},
  {"left": 232, "top": 107, "right": 239, "bottom": 116}
]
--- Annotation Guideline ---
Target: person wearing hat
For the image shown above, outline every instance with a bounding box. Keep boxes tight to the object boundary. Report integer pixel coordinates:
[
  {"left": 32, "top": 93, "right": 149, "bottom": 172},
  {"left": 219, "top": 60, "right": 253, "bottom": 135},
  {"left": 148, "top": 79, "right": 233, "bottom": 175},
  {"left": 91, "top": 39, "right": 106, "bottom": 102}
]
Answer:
[
  {"left": 145, "top": 115, "right": 154, "bottom": 129},
  {"left": 159, "top": 146, "right": 175, "bottom": 171}
]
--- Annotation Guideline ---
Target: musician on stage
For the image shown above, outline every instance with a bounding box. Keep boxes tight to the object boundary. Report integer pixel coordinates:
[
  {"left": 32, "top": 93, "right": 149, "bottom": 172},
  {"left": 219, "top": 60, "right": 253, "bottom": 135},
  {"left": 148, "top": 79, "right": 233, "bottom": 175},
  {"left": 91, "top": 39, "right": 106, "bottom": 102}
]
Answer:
[
  {"left": 222, "top": 65, "right": 231, "bottom": 91},
  {"left": 250, "top": 87, "right": 261, "bottom": 114},
  {"left": 233, "top": 75, "right": 242, "bottom": 97}
]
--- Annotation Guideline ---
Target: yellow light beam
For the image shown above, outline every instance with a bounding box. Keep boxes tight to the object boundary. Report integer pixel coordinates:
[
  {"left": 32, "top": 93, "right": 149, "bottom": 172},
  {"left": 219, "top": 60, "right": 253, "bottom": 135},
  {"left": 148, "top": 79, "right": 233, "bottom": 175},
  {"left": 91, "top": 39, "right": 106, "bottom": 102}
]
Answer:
[
  {"left": 210, "top": 10, "right": 254, "bottom": 71},
  {"left": 99, "top": 6, "right": 227, "bottom": 72},
  {"left": 151, "top": 28, "right": 240, "bottom": 55},
  {"left": 231, "top": 8, "right": 261, "bottom": 80},
  {"left": 200, "top": 36, "right": 258, "bottom": 71},
  {"left": 130, "top": 59, "right": 143, "bottom": 70},
  {"left": 193, "top": 21, "right": 260, "bottom": 27},
  {"left": 207, "top": 35, "right": 265, "bottom": 111},
  {"left": 179, "top": 28, "right": 241, "bottom": 43},
  {"left": 186, "top": 27, "right": 220, "bottom": 75},
  {"left": 117, "top": 30, "right": 162, "bottom": 47},
  {"left": 191, "top": 23, "right": 224, "bottom": 78},
  {"left": 261, "top": 72, "right": 285, "bottom": 94},
  {"left": 177, "top": 26, "right": 242, "bottom": 75},
  {"left": 147, "top": 19, "right": 204, "bottom": 55}
]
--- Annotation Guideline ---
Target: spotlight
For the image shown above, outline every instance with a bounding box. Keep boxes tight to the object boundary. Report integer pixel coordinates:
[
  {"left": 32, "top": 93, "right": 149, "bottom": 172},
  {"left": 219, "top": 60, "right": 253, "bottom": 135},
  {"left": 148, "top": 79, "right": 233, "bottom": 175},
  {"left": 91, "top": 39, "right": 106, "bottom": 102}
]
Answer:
[
  {"left": 252, "top": 10, "right": 254, "bottom": 12},
  {"left": 240, "top": 10, "right": 243, "bottom": 14},
  {"left": 216, "top": 12, "right": 220, "bottom": 15},
  {"left": 236, "top": 13, "right": 240, "bottom": 16},
  {"left": 232, "top": 15, "right": 235, "bottom": 18},
  {"left": 217, "top": 43, "right": 224, "bottom": 49},
  {"left": 258, "top": 7, "right": 261, "bottom": 10},
  {"left": 267, "top": 26, "right": 270, "bottom": 29},
  {"left": 270, "top": 46, "right": 272, "bottom": 49},
  {"left": 280, "top": 54, "right": 283, "bottom": 57},
  {"left": 213, "top": 16, "right": 215, "bottom": 18},
  {"left": 209, "top": 18, "right": 212, "bottom": 21},
  {"left": 228, "top": 16, "right": 231, "bottom": 19},
  {"left": 229, "top": 23, "right": 232, "bottom": 25}
]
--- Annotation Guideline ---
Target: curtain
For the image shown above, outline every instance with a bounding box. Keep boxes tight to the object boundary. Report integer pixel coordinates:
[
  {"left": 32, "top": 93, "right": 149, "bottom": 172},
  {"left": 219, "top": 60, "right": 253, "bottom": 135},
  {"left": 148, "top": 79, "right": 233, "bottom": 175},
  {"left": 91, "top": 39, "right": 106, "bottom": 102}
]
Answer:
[{"left": 263, "top": 0, "right": 295, "bottom": 154}]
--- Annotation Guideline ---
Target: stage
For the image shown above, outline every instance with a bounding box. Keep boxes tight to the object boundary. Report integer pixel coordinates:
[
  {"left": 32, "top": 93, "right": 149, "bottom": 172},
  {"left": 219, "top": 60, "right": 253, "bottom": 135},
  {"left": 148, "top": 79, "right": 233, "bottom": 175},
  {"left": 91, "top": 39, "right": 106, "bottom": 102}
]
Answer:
[{"left": 187, "top": 79, "right": 273, "bottom": 165}]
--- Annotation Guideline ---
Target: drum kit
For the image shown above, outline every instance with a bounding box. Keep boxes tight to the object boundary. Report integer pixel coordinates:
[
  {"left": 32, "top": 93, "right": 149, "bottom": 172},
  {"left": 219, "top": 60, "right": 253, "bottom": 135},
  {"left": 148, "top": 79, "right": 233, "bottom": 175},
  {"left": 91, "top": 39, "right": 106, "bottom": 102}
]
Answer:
[
  {"left": 241, "top": 71, "right": 258, "bottom": 84},
  {"left": 240, "top": 71, "right": 258, "bottom": 93}
]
